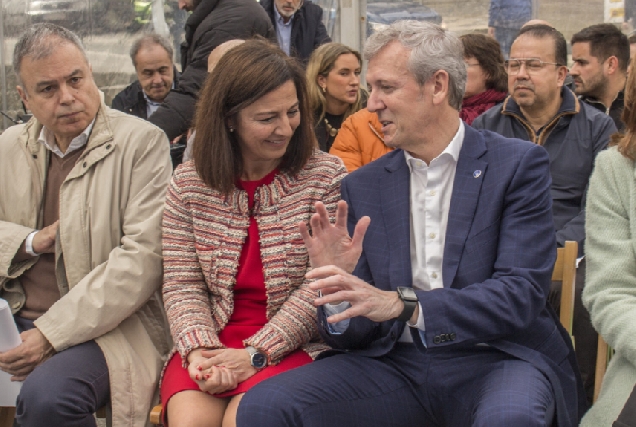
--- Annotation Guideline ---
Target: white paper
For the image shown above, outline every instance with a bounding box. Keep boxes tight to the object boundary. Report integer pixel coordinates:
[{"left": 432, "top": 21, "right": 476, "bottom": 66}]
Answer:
[{"left": 0, "top": 298, "right": 22, "bottom": 406}]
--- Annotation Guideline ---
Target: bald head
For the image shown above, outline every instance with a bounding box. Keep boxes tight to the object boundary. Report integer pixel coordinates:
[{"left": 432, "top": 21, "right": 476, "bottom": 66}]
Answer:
[
  {"left": 208, "top": 39, "right": 246, "bottom": 72},
  {"left": 523, "top": 19, "right": 554, "bottom": 28}
]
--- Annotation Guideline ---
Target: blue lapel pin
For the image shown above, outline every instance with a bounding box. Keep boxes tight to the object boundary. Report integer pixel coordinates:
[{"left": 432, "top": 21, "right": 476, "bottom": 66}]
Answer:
[{"left": 473, "top": 170, "right": 482, "bottom": 178}]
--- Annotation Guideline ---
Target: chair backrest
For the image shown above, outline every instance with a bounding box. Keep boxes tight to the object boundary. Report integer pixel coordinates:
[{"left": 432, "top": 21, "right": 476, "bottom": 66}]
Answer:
[{"left": 551, "top": 241, "right": 578, "bottom": 339}]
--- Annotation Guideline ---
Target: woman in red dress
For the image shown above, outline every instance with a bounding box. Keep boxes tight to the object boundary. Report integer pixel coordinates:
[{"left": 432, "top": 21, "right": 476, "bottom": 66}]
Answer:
[{"left": 160, "top": 40, "right": 347, "bottom": 427}]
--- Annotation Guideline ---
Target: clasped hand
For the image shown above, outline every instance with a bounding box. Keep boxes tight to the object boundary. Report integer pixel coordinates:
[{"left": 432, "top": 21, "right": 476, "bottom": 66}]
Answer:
[
  {"left": 0, "top": 328, "right": 56, "bottom": 381},
  {"left": 187, "top": 348, "right": 257, "bottom": 394}
]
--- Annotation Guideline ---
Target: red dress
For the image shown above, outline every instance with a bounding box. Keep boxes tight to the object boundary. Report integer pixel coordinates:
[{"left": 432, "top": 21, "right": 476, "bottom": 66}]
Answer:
[{"left": 161, "top": 169, "right": 312, "bottom": 410}]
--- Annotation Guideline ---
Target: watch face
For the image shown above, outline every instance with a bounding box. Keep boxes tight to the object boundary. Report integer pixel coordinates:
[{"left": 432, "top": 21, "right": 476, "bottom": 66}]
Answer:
[
  {"left": 398, "top": 287, "right": 417, "bottom": 301},
  {"left": 251, "top": 352, "right": 267, "bottom": 369}
]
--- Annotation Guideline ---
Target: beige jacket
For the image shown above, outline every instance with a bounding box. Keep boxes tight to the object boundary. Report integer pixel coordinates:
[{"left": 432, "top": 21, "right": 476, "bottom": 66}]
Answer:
[{"left": 0, "top": 104, "right": 173, "bottom": 427}]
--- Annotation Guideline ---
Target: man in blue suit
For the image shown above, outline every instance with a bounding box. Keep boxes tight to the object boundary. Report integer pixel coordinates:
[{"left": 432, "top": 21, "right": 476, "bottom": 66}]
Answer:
[{"left": 236, "top": 20, "right": 584, "bottom": 427}]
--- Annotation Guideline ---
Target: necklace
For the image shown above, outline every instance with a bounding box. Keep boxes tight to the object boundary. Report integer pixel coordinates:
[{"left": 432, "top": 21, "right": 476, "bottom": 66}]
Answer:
[{"left": 324, "top": 117, "right": 339, "bottom": 137}]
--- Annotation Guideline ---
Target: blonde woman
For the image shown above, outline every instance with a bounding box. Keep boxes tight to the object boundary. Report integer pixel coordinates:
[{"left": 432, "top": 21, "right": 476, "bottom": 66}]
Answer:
[{"left": 306, "top": 42, "right": 366, "bottom": 151}]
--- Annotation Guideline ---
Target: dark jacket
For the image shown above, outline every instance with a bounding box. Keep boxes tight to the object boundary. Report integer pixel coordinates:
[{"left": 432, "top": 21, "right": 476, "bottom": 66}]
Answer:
[
  {"left": 260, "top": 0, "right": 330, "bottom": 62},
  {"left": 111, "top": 68, "right": 180, "bottom": 120},
  {"left": 148, "top": 0, "right": 275, "bottom": 140},
  {"left": 580, "top": 90, "right": 624, "bottom": 132},
  {"left": 472, "top": 87, "right": 616, "bottom": 253}
]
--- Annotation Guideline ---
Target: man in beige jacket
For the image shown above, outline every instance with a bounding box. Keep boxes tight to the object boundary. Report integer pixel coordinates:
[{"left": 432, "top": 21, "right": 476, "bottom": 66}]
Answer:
[{"left": 0, "top": 24, "right": 172, "bottom": 427}]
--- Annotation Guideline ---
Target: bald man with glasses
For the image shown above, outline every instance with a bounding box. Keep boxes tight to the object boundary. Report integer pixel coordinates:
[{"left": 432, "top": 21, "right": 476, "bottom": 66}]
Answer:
[{"left": 472, "top": 24, "right": 616, "bottom": 404}]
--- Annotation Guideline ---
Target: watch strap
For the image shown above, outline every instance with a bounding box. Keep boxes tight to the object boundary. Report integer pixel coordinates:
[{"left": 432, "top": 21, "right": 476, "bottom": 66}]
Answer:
[{"left": 396, "top": 287, "right": 417, "bottom": 323}]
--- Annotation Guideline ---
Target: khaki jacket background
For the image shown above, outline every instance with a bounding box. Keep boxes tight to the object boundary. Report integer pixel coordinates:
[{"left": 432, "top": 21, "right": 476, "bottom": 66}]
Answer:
[{"left": 0, "top": 104, "right": 173, "bottom": 427}]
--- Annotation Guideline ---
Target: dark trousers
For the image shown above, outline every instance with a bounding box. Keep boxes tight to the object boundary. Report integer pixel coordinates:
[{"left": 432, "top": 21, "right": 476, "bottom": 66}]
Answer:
[
  {"left": 549, "top": 258, "right": 597, "bottom": 405},
  {"left": 13, "top": 317, "right": 110, "bottom": 427},
  {"left": 494, "top": 27, "right": 519, "bottom": 59},
  {"left": 237, "top": 344, "right": 555, "bottom": 427}
]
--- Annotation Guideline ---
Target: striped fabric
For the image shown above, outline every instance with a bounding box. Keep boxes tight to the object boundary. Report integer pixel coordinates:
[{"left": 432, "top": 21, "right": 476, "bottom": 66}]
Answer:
[{"left": 162, "top": 151, "right": 347, "bottom": 364}]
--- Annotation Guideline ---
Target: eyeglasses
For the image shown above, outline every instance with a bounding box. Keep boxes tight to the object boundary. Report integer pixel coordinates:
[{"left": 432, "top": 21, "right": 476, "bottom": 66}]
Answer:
[{"left": 504, "top": 58, "right": 563, "bottom": 75}]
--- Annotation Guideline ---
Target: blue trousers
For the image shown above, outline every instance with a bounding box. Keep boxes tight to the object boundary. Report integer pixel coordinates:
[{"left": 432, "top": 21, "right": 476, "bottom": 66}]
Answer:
[
  {"left": 237, "top": 344, "right": 555, "bottom": 427},
  {"left": 494, "top": 27, "right": 520, "bottom": 59},
  {"left": 14, "top": 317, "right": 110, "bottom": 427}
]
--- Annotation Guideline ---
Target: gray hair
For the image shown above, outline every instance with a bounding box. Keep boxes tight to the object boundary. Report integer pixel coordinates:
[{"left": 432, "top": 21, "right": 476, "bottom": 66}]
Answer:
[
  {"left": 364, "top": 20, "right": 466, "bottom": 110},
  {"left": 13, "top": 23, "right": 87, "bottom": 86},
  {"left": 130, "top": 33, "right": 174, "bottom": 68}
]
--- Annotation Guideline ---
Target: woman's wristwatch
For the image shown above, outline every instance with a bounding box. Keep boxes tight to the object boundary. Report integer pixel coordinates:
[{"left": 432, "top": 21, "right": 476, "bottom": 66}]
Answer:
[{"left": 246, "top": 346, "right": 267, "bottom": 369}]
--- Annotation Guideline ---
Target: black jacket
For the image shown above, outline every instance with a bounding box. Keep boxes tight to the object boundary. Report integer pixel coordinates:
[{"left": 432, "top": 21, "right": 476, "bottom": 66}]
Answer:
[
  {"left": 580, "top": 90, "right": 624, "bottom": 132},
  {"left": 260, "top": 0, "right": 330, "bottom": 62},
  {"left": 148, "top": 0, "right": 275, "bottom": 140},
  {"left": 472, "top": 87, "right": 616, "bottom": 254},
  {"left": 111, "top": 68, "right": 180, "bottom": 120}
]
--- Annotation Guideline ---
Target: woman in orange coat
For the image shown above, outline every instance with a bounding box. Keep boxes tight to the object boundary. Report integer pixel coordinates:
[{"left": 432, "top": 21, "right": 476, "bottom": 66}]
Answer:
[{"left": 329, "top": 108, "right": 392, "bottom": 172}]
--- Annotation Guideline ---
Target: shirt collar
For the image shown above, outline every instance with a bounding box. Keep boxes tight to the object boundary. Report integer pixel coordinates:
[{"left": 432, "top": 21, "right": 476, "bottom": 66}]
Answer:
[
  {"left": 38, "top": 118, "right": 95, "bottom": 158},
  {"left": 274, "top": 5, "right": 294, "bottom": 26},
  {"left": 143, "top": 80, "right": 175, "bottom": 106},
  {"left": 405, "top": 119, "right": 464, "bottom": 171}
]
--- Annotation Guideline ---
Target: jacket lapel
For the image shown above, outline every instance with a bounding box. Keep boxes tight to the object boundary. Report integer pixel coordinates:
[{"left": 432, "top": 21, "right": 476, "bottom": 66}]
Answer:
[
  {"left": 443, "top": 126, "right": 488, "bottom": 287},
  {"left": 380, "top": 151, "right": 413, "bottom": 290}
]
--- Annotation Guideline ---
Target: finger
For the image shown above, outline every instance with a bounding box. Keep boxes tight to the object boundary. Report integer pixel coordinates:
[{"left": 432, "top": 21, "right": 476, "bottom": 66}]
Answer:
[
  {"left": 351, "top": 216, "right": 371, "bottom": 248},
  {"left": 306, "top": 265, "right": 347, "bottom": 281},
  {"left": 314, "top": 201, "right": 331, "bottom": 229},
  {"left": 315, "top": 290, "right": 358, "bottom": 307},
  {"left": 325, "top": 306, "right": 361, "bottom": 324},
  {"left": 299, "top": 220, "right": 312, "bottom": 244},
  {"left": 334, "top": 200, "right": 348, "bottom": 229},
  {"left": 309, "top": 211, "right": 323, "bottom": 236}
]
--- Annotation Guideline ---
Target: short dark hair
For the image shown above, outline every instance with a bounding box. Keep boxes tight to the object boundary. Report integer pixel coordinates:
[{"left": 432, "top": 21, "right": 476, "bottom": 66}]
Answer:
[
  {"left": 460, "top": 33, "right": 507, "bottom": 93},
  {"left": 130, "top": 33, "right": 173, "bottom": 68},
  {"left": 192, "top": 39, "right": 316, "bottom": 194},
  {"left": 516, "top": 24, "right": 567, "bottom": 66},
  {"left": 571, "top": 24, "right": 630, "bottom": 73}
]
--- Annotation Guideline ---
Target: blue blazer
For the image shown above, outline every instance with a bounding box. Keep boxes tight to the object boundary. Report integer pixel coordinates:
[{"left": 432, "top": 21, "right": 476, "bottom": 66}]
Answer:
[{"left": 317, "top": 125, "right": 584, "bottom": 426}]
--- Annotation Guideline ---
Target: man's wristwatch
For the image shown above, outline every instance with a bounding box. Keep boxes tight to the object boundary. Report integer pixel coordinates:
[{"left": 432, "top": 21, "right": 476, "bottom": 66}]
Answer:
[
  {"left": 396, "top": 287, "right": 418, "bottom": 322},
  {"left": 246, "top": 346, "right": 267, "bottom": 369}
]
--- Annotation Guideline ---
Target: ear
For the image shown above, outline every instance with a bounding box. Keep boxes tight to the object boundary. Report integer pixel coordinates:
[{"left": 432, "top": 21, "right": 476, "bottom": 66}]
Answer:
[
  {"left": 556, "top": 65, "right": 568, "bottom": 87},
  {"left": 226, "top": 116, "right": 237, "bottom": 132},
  {"left": 16, "top": 85, "right": 30, "bottom": 111},
  {"left": 605, "top": 56, "right": 619, "bottom": 75},
  {"left": 430, "top": 70, "right": 450, "bottom": 106},
  {"left": 317, "top": 75, "right": 327, "bottom": 92}
]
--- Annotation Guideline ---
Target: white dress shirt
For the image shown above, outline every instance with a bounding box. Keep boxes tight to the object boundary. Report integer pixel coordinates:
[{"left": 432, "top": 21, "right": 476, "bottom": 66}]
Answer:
[
  {"left": 37, "top": 120, "right": 95, "bottom": 158},
  {"left": 325, "top": 120, "right": 466, "bottom": 346}
]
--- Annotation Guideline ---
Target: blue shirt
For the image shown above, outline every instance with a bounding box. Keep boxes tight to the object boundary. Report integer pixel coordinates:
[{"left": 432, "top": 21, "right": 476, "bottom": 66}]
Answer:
[{"left": 274, "top": 6, "right": 294, "bottom": 55}]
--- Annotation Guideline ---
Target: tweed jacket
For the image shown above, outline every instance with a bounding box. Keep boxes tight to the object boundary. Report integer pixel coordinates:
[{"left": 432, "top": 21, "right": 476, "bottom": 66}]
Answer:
[
  {"left": 581, "top": 147, "right": 636, "bottom": 426},
  {"left": 162, "top": 151, "right": 346, "bottom": 364},
  {"left": 0, "top": 104, "right": 173, "bottom": 427}
]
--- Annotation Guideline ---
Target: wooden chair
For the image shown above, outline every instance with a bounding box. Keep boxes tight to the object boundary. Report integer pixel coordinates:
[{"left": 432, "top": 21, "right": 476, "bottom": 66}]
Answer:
[
  {"left": 552, "top": 241, "right": 578, "bottom": 341},
  {"left": 0, "top": 407, "right": 15, "bottom": 427},
  {"left": 593, "top": 335, "right": 613, "bottom": 403},
  {"left": 150, "top": 405, "right": 162, "bottom": 425}
]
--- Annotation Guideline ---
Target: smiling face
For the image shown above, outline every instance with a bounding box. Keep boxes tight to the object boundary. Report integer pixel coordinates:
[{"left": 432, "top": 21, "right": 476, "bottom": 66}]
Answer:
[
  {"left": 274, "top": 0, "right": 303, "bottom": 21},
  {"left": 17, "top": 40, "right": 100, "bottom": 149},
  {"left": 366, "top": 41, "right": 433, "bottom": 152},
  {"left": 317, "top": 53, "right": 361, "bottom": 114},
  {"left": 232, "top": 80, "right": 300, "bottom": 178},
  {"left": 135, "top": 43, "right": 174, "bottom": 103},
  {"left": 570, "top": 42, "right": 607, "bottom": 99},
  {"left": 507, "top": 34, "right": 566, "bottom": 111}
]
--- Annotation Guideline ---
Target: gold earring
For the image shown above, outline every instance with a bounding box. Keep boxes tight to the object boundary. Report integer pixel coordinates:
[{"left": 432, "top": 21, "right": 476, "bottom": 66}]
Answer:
[{"left": 321, "top": 86, "right": 326, "bottom": 93}]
